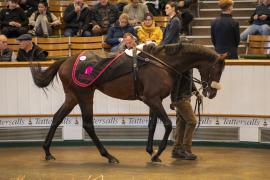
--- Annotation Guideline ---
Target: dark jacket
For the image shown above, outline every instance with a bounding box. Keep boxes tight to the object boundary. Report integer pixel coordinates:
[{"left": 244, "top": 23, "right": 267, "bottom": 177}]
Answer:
[
  {"left": 19, "top": 0, "right": 38, "bottom": 17},
  {"left": 16, "top": 43, "right": 48, "bottom": 61},
  {"left": 250, "top": 3, "right": 270, "bottom": 26},
  {"left": 105, "top": 21, "right": 136, "bottom": 47},
  {"left": 161, "top": 15, "right": 181, "bottom": 45},
  {"left": 92, "top": 2, "right": 119, "bottom": 29},
  {"left": 211, "top": 13, "right": 240, "bottom": 59},
  {"left": 0, "top": 7, "right": 29, "bottom": 28},
  {"left": 63, "top": 3, "right": 91, "bottom": 31},
  {"left": 0, "top": 48, "right": 13, "bottom": 62},
  {"left": 171, "top": 69, "right": 197, "bottom": 102}
]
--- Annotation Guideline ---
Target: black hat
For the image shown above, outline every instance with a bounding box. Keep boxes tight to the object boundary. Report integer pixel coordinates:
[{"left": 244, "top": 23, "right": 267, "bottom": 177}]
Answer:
[{"left": 16, "top": 34, "right": 32, "bottom": 41}]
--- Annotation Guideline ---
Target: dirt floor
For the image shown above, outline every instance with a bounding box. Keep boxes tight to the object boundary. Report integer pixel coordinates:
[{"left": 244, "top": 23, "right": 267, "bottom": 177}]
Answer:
[{"left": 0, "top": 146, "right": 269, "bottom": 180}]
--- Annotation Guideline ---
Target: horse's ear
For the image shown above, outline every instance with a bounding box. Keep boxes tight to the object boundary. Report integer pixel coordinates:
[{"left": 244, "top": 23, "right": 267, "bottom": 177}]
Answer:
[{"left": 219, "top": 53, "right": 228, "bottom": 61}]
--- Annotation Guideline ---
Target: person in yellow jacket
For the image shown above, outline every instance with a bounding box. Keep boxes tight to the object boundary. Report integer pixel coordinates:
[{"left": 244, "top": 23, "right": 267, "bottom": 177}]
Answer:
[{"left": 137, "top": 13, "right": 163, "bottom": 45}]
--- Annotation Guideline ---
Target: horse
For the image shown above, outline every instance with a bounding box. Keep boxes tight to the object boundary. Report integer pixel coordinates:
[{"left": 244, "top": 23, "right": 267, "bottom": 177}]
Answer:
[{"left": 30, "top": 42, "right": 226, "bottom": 163}]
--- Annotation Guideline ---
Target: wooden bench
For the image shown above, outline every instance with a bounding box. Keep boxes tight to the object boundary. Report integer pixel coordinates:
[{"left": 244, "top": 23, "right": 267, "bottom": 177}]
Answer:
[
  {"left": 154, "top": 16, "right": 170, "bottom": 29},
  {"left": 36, "top": 37, "right": 70, "bottom": 59},
  {"left": 70, "top": 36, "right": 104, "bottom": 55},
  {"left": 239, "top": 35, "right": 270, "bottom": 59}
]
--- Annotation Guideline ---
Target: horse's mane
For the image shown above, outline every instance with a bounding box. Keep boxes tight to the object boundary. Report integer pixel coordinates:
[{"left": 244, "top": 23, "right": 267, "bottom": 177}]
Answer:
[{"left": 143, "top": 42, "right": 219, "bottom": 63}]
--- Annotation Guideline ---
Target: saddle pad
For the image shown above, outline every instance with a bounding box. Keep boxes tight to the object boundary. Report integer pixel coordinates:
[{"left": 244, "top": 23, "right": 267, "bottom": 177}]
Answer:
[{"left": 72, "top": 51, "right": 124, "bottom": 87}]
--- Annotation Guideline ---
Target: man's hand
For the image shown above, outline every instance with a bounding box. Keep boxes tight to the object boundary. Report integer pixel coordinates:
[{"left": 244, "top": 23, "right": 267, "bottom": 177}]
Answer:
[
  {"left": 75, "top": 5, "right": 81, "bottom": 13},
  {"left": 254, "top": 14, "right": 258, "bottom": 20},
  {"left": 259, "top": 14, "right": 268, "bottom": 20},
  {"left": 170, "top": 103, "right": 176, "bottom": 110}
]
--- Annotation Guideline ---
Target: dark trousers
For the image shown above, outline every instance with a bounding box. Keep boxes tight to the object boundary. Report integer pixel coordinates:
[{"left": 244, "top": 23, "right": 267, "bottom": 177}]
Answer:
[
  {"left": 1, "top": 26, "right": 28, "bottom": 38},
  {"left": 64, "top": 28, "right": 91, "bottom": 37}
]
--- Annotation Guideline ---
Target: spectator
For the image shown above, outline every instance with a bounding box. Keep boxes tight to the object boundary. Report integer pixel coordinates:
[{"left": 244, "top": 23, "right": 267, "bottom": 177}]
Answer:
[
  {"left": 240, "top": 0, "right": 270, "bottom": 41},
  {"left": 117, "top": 32, "right": 137, "bottom": 52},
  {"left": 137, "top": 13, "right": 163, "bottom": 45},
  {"left": 29, "top": 1, "right": 61, "bottom": 38},
  {"left": 211, "top": 0, "right": 239, "bottom": 59},
  {"left": 0, "top": 0, "right": 28, "bottom": 38},
  {"left": 177, "top": 0, "right": 196, "bottom": 35},
  {"left": 105, "top": 13, "right": 136, "bottom": 52},
  {"left": 63, "top": 0, "right": 91, "bottom": 37},
  {"left": 123, "top": 0, "right": 149, "bottom": 27},
  {"left": 19, "top": 0, "right": 38, "bottom": 17},
  {"left": 0, "top": 35, "right": 13, "bottom": 62},
  {"left": 16, "top": 34, "right": 48, "bottom": 61},
  {"left": 160, "top": 1, "right": 181, "bottom": 45},
  {"left": 92, "top": 0, "right": 119, "bottom": 36},
  {"left": 145, "top": 0, "right": 160, "bottom": 16}
]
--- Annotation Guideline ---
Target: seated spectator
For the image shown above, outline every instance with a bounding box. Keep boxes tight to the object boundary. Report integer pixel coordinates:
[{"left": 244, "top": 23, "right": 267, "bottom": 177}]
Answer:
[
  {"left": 211, "top": 0, "right": 239, "bottom": 59},
  {"left": 19, "top": 0, "right": 38, "bottom": 17},
  {"left": 137, "top": 13, "right": 163, "bottom": 45},
  {"left": 92, "top": 0, "right": 119, "bottom": 36},
  {"left": 0, "top": 35, "right": 13, "bottom": 62},
  {"left": 0, "top": 0, "right": 28, "bottom": 38},
  {"left": 105, "top": 13, "right": 136, "bottom": 52},
  {"left": 177, "top": 0, "right": 196, "bottom": 35},
  {"left": 63, "top": 0, "right": 91, "bottom": 37},
  {"left": 123, "top": 0, "right": 149, "bottom": 27},
  {"left": 145, "top": 0, "right": 160, "bottom": 16},
  {"left": 16, "top": 34, "right": 48, "bottom": 61},
  {"left": 29, "top": 1, "right": 61, "bottom": 38},
  {"left": 240, "top": 0, "right": 270, "bottom": 41},
  {"left": 117, "top": 32, "right": 138, "bottom": 52}
]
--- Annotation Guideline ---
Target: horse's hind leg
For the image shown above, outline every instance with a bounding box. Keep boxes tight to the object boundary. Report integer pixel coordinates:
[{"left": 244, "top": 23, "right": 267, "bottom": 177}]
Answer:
[
  {"left": 43, "top": 95, "right": 77, "bottom": 160},
  {"left": 79, "top": 94, "right": 119, "bottom": 164},
  {"left": 144, "top": 97, "right": 172, "bottom": 162},
  {"left": 146, "top": 109, "right": 157, "bottom": 156}
]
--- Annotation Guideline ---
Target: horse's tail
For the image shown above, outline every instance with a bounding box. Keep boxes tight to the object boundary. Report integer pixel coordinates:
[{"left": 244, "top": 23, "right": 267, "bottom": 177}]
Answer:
[{"left": 30, "top": 60, "right": 65, "bottom": 88}]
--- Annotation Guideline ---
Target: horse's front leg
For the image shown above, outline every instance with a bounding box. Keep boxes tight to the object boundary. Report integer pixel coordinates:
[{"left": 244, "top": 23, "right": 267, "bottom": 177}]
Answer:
[
  {"left": 146, "top": 109, "right": 157, "bottom": 156},
  {"left": 78, "top": 95, "right": 119, "bottom": 164},
  {"left": 43, "top": 96, "right": 77, "bottom": 160},
  {"left": 144, "top": 97, "right": 172, "bottom": 162}
]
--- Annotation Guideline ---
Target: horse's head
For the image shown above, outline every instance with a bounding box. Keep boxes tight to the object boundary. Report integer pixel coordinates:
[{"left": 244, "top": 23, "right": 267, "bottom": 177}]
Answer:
[{"left": 199, "top": 53, "right": 227, "bottom": 99}]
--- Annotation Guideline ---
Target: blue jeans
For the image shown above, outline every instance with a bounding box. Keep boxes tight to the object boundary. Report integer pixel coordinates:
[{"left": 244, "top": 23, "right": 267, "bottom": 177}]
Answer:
[
  {"left": 240, "top": 24, "right": 270, "bottom": 41},
  {"left": 64, "top": 28, "right": 91, "bottom": 37}
]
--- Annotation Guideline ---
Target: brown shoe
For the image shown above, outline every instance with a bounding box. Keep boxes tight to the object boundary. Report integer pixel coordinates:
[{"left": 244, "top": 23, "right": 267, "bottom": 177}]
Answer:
[
  {"left": 182, "top": 150, "right": 197, "bottom": 160},
  {"left": 172, "top": 149, "right": 197, "bottom": 160}
]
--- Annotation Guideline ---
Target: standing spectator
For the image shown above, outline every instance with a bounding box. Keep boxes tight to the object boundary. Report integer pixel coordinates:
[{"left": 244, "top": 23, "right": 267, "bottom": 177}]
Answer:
[
  {"left": 240, "top": 0, "right": 270, "bottom": 41},
  {"left": 160, "top": 1, "right": 181, "bottom": 45},
  {"left": 63, "top": 0, "right": 91, "bottom": 37},
  {"left": 105, "top": 13, "right": 136, "bottom": 52},
  {"left": 0, "top": 0, "right": 28, "bottom": 38},
  {"left": 123, "top": 0, "right": 149, "bottom": 27},
  {"left": 16, "top": 34, "right": 48, "bottom": 61},
  {"left": 137, "top": 13, "right": 163, "bottom": 45},
  {"left": 211, "top": 0, "right": 239, "bottom": 59},
  {"left": 92, "top": 0, "right": 119, "bottom": 36},
  {"left": 29, "top": 1, "right": 61, "bottom": 37},
  {"left": 19, "top": 0, "right": 38, "bottom": 17},
  {"left": 0, "top": 35, "right": 13, "bottom": 62}
]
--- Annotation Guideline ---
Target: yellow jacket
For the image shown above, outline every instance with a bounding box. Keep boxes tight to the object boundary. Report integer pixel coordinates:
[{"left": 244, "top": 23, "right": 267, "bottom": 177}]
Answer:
[{"left": 137, "top": 22, "right": 163, "bottom": 45}]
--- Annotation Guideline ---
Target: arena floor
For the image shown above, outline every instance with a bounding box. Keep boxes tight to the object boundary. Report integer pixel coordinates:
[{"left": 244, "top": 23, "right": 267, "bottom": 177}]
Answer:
[{"left": 0, "top": 146, "right": 269, "bottom": 180}]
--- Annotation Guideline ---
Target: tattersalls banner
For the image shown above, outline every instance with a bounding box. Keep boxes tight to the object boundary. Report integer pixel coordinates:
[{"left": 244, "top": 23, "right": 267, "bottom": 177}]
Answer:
[{"left": 0, "top": 115, "right": 269, "bottom": 128}]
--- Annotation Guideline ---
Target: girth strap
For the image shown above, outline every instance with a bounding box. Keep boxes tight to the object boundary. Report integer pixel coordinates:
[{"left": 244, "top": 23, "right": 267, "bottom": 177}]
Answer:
[{"left": 132, "top": 48, "right": 140, "bottom": 99}]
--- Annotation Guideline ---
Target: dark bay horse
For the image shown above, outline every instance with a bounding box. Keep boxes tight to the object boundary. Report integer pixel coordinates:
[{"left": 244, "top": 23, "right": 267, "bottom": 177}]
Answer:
[{"left": 30, "top": 43, "right": 226, "bottom": 163}]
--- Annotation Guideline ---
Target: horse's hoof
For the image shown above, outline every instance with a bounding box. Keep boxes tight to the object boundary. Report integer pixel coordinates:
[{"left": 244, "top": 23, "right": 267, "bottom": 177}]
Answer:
[
  {"left": 151, "top": 156, "right": 162, "bottom": 163},
  {"left": 45, "top": 155, "right": 56, "bottom": 161},
  {"left": 108, "top": 157, "right": 120, "bottom": 164}
]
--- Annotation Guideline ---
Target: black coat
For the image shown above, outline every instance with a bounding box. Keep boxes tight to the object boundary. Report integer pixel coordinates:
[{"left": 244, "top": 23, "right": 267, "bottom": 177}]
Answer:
[
  {"left": 211, "top": 13, "right": 240, "bottom": 59},
  {"left": 0, "top": 7, "right": 29, "bottom": 28},
  {"left": 171, "top": 69, "right": 197, "bottom": 102},
  {"left": 161, "top": 15, "right": 181, "bottom": 45},
  {"left": 63, "top": 3, "right": 91, "bottom": 31},
  {"left": 0, "top": 48, "right": 13, "bottom": 62},
  {"left": 16, "top": 43, "right": 48, "bottom": 61}
]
